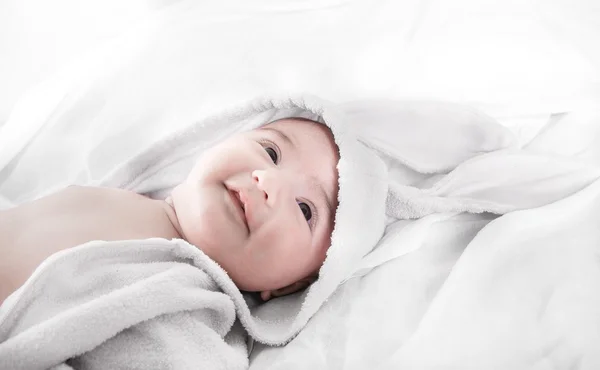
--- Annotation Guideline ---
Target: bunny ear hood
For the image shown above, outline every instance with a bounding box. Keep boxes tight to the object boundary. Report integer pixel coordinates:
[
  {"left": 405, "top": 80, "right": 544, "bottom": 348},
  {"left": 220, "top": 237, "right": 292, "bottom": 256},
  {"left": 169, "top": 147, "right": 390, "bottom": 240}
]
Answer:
[{"left": 95, "top": 94, "right": 519, "bottom": 346}]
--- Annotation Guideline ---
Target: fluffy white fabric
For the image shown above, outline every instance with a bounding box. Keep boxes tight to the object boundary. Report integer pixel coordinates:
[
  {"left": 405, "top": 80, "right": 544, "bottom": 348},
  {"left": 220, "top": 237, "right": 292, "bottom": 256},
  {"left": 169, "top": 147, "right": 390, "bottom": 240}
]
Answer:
[
  {"left": 381, "top": 174, "right": 600, "bottom": 369},
  {"left": 0, "top": 2, "right": 599, "bottom": 365},
  {"left": 0, "top": 240, "right": 248, "bottom": 370},
  {"left": 2, "top": 92, "right": 600, "bottom": 369}
]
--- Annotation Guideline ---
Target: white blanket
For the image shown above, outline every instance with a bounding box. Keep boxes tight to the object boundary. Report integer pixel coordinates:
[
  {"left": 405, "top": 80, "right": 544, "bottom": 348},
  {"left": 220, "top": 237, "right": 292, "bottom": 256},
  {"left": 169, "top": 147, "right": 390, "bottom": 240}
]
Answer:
[
  {"left": 2, "top": 0, "right": 599, "bottom": 124},
  {"left": 382, "top": 172, "right": 600, "bottom": 369},
  {"left": 1, "top": 1, "right": 599, "bottom": 367},
  {"left": 2, "top": 92, "right": 600, "bottom": 369}
]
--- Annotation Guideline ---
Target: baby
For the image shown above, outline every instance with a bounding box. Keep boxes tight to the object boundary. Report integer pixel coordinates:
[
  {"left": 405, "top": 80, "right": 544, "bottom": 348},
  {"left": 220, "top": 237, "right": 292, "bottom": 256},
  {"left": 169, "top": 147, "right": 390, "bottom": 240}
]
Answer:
[{"left": 0, "top": 117, "right": 339, "bottom": 305}]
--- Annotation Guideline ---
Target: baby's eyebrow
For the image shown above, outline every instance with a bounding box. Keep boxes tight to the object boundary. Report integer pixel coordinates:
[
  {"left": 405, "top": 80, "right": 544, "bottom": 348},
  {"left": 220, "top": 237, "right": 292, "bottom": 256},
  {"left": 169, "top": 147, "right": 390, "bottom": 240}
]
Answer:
[{"left": 262, "top": 127, "right": 295, "bottom": 148}]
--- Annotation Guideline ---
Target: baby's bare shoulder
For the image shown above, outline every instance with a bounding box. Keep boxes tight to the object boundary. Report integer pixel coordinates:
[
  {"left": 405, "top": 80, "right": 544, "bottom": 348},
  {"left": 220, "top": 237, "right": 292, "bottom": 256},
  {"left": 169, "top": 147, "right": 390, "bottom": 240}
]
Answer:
[
  {"left": 50, "top": 185, "right": 147, "bottom": 203},
  {"left": 1, "top": 185, "right": 146, "bottom": 222},
  {"left": 40, "top": 185, "right": 170, "bottom": 224},
  {"left": 0, "top": 186, "right": 179, "bottom": 303},
  {"left": 1, "top": 185, "right": 169, "bottom": 243}
]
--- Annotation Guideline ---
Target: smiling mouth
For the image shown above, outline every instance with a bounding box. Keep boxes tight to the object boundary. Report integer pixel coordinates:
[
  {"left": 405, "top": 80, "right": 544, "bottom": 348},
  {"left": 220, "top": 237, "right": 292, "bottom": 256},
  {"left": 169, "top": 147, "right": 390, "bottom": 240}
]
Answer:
[{"left": 228, "top": 189, "right": 249, "bottom": 232}]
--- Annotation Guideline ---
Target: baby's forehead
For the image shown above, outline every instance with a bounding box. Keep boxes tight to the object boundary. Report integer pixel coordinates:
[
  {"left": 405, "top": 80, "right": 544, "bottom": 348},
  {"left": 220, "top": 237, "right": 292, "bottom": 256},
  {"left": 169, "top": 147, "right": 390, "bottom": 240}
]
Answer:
[{"left": 260, "top": 117, "right": 324, "bottom": 133}]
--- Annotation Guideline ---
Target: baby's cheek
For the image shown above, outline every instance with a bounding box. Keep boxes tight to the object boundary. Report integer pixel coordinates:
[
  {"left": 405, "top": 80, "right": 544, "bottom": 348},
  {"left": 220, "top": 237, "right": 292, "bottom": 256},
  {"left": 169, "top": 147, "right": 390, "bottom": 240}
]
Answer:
[{"left": 271, "top": 212, "right": 306, "bottom": 239}]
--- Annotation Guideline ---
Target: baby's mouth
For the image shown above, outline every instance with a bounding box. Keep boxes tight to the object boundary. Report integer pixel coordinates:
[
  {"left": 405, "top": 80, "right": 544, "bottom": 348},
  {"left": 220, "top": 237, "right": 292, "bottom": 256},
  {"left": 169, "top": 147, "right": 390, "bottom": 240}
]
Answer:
[{"left": 229, "top": 189, "right": 249, "bottom": 232}]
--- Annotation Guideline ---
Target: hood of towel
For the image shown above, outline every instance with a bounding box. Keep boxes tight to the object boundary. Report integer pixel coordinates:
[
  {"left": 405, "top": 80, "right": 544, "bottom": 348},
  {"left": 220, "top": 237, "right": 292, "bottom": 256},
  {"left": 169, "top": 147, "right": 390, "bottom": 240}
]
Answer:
[{"left": 97, "top": 93, "right": 519, "bottom": 345}]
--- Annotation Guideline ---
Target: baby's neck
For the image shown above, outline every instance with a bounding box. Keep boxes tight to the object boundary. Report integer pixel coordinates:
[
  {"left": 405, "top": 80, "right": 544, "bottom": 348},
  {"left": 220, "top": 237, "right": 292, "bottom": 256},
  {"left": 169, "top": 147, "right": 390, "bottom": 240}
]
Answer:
[{"left": 159, "top": 196, "right": 185, "bottom": 240}]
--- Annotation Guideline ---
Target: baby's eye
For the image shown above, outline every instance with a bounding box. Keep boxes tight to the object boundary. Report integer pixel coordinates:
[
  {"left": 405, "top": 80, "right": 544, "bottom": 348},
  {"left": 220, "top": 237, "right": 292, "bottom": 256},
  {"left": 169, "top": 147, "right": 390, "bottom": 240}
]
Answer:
[
  {"left": 265, "top": 147, "right": 278, "bottom": 164},
  {"left": 298, "top": 202, "right": 312, "bottom": 222}
]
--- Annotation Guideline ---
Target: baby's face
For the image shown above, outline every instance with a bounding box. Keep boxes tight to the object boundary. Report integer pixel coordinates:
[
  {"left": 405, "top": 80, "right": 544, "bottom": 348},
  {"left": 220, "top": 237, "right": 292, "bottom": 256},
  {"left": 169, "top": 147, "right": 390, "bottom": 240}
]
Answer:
[{"left": 170, "top": 118, "right": 339, "bottom": 298}]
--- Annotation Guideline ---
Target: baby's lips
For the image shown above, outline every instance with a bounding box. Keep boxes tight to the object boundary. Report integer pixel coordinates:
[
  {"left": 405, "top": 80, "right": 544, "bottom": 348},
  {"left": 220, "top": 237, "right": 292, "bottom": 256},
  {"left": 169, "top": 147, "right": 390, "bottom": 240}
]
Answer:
[
  {"left": 230, "top": 187, "right": 248, "bottom": 222},
  {"left": 237, "top": 189, "right": 248, "bottom": 207},
  {"left": 240, "top": 188, "right": 266, "bottom": 231}
]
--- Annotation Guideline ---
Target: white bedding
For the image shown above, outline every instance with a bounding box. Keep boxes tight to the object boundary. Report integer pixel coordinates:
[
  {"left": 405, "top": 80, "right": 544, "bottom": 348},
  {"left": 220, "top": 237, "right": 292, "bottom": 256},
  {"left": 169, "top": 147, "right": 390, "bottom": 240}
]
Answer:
[{"left": 1, "top": 0, "right": 599, "bottom": 369}]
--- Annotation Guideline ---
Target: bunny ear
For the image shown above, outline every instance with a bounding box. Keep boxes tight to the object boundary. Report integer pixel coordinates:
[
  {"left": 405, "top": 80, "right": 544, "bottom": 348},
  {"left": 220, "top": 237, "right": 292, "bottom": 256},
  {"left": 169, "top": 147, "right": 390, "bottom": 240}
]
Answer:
[
  {"left": 333, "top": 100, "right": 518, "bottom": 222},
  {"left": 341, "top": 100, "right": 517, "bottom": 174}
]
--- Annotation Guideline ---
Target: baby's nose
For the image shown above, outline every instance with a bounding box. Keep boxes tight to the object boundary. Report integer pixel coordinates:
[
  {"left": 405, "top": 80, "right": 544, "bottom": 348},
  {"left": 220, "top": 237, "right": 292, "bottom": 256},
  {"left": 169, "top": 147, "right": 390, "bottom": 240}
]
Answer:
[
  {"left": 252, "top": 169, "right": 288, "bottom": 205},
  {"left": 252, "top": 170, "right": 269, "bottom": 201}
]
